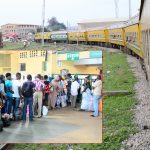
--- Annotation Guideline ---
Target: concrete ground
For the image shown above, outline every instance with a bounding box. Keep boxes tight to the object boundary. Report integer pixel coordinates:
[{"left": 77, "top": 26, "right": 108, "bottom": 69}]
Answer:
[{"left": 0, "top": 107, "right": 102, "bottom": 143}]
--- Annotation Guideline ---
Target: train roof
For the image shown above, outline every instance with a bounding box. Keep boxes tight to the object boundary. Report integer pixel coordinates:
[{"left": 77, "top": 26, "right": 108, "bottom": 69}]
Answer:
[
  {"left": 86, "top": 26, "right": 107, "bottom": 31},
  {"left": 51, "top": 30, "right": 67, "bottom": 34},
  {"left": 106, "top": 22, "right": 126, "bottom": 29},
  {"left": 125, "top": 14, "right": 139, "bottom": 26},
  {"left": 67, "top": 30, "right": 86, "bottom": 33},
  {"left": 78, "top": 18, "right": 127, "bottom": 30}
]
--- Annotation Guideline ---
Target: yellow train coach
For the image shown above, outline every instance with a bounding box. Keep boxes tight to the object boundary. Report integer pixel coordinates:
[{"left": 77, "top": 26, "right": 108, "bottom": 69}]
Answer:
[
  {"left": 68, "top": 31, "right": 87, "bottom": 43},
  {"left": 108, "top": 27, "right": 125, "bottom": 47},
  {"left": 124, "top": 23, "right": 143, "bottom": 58},
  {"left": 87, "top": 29, "right": 108, "bottom": 45},
  {"left": 34, "top": 32, "right": 51, "bottom": 42}
]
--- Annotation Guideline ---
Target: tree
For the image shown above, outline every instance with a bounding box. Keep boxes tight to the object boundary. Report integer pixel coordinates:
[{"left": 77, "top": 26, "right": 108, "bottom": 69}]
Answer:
[
  {"left": 37, "top": 27, "right": 49, "bottom": 32},
  {"left": 29, "top": 29, "right": 36, "bottom": 34},
  {"left": 47, "top": 17, "right": 66, "bottom": 31}
]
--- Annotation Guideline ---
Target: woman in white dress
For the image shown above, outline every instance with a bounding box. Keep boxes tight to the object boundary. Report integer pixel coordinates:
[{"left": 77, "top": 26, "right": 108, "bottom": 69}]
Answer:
[{"left": 80, "top": 78, "right": 93, "bottom": 111}]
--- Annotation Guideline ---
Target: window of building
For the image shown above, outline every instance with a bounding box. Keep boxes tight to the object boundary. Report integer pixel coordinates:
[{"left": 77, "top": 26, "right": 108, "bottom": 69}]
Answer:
[{"left": 20, "top": 63, "right": 26, "bottom": 71}]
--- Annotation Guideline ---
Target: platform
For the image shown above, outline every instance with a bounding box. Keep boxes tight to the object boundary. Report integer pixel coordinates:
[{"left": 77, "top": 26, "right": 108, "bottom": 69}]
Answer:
[{"left": 0, "top": 107, "right": 102, "bottom": 143}]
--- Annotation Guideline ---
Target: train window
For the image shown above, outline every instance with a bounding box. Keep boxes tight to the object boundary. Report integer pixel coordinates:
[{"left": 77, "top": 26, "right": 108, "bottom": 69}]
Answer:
[
  {"left": 147, "top": 29, "right": 150, "bottom": 66},
  {"left": 144, "top": 30, "right": 148, "bottom": 65}
]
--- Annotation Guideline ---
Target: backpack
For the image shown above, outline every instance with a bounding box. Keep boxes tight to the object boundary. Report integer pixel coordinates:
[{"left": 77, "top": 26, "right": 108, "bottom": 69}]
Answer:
[
  {"left": 45, "top": 84, "right": 50, "bottom": 94},
  {"left": 21, "top": 82, "right": 32, "bottom": 97}
]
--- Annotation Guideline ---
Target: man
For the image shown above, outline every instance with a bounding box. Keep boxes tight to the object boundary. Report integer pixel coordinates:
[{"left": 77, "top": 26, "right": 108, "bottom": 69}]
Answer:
[
  {"left": 48, "top": 75, "right": 60, "bottom": 110},
  {"left": 91, "top": 75, "right": 102, "bottom": 117},
  {"left": 22, "top": 74, "right": 35, "bottom": 121},
  {"left": 0, "top": 75, "right": 6, "bottom": 93},
  {"left": 23, "top": 40, "right": 27, "bottom": 48},
  {"left": 66, "top": 73, "right": 72, "bottom": 105},
  {"left": 70, "top": 77, "right": 80, "bottom": 108},
  {"left": 33, "top": 74, "right": 44, "bottom": 118},
  {"left": 43, "top": 75, "right": 50, "bottom": 106},
  {"left": 0, "top": 75, "right": 6, "bottom": 114},
  {"left": 12, "top": 72, "right": 22, "bottom": 120},
  {"left": 5, "top": 73, "right": 14, "bottom": 114}
]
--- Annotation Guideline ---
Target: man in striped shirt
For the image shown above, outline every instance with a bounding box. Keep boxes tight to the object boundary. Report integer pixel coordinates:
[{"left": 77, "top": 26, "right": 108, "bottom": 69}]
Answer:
[{"left": 33, "top": 74, "right": 45, "bottom": 118}]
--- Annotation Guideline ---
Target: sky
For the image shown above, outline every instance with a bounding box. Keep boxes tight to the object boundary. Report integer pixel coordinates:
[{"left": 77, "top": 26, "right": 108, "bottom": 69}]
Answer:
[{"left": 0, "top": 0, "right": 141, "bottom": 26}]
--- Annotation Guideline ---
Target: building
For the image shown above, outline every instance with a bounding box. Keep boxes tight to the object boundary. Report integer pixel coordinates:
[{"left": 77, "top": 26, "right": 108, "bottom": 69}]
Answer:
[
  {"left": 1, "top": 23, "right": 39, "bottom": 39},
  {"left": 0, "top": 50, "right": 102, "bottom": 80}
]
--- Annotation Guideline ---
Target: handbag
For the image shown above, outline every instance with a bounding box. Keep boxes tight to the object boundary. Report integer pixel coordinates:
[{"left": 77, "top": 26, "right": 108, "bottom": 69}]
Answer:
[
  {"left": 61, "top": 95, "right": 67, "bottom": 107},
  {"left": 55, "top": 96, "right": 61, "bottom": 108},
  {"left": 42, "top": 106, "right": 48, "bottom": 116}
]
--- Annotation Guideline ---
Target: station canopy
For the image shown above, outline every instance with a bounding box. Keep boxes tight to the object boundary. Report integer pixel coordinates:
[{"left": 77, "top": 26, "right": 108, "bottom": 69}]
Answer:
[
  {"left": 57, "top": 51, "right": 102, "bottom": 66},
  {"left": 78, "top": 18, "right": 127, "bottom": 30}
]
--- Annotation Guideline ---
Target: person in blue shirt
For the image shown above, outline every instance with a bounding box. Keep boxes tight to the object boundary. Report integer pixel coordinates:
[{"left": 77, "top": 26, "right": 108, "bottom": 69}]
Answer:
[{"left": 5, "top": 73, "right": 14, "bottom": 114}]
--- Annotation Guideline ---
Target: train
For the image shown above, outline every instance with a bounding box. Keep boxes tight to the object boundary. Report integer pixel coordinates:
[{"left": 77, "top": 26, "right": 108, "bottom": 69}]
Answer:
[
  {"left": 139, "top": 0, "right": 150, "bottom": 81},
  {"left": 34, "top": 0, "right": 149, "bottom": 80}
]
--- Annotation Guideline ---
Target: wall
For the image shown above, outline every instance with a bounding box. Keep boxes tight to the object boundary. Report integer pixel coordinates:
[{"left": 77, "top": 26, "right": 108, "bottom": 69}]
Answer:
[{"left": 0, "top": 51, "right": 101, "bottom": 76}]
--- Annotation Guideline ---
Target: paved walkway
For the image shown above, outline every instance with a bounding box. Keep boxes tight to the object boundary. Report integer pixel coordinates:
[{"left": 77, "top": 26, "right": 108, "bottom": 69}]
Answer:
[{"left": 0, "top": 107, "right": 102, "bottom": 143}]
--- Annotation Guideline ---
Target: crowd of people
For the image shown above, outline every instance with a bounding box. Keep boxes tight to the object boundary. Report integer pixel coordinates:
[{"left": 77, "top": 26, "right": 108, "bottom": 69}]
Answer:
[{"left": 0, "top": 72, "right": 102, "bottom": 129}]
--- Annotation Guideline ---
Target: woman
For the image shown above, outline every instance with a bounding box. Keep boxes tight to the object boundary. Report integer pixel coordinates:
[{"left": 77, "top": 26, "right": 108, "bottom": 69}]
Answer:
[
  {"left": 80, "top": 78, "right": 92, "bottom": 111},
  {"left": 48, "top": 75, "right": 60, "bottom": 110}
]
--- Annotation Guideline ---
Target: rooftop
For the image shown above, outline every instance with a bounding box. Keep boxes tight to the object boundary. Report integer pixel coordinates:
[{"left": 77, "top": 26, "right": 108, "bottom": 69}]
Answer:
[
  {"left": 1, "top": 23, "right": 39, "bottom": 26},
  {"left": 78, "top": 18, "right": 128, "bottom": 30}
]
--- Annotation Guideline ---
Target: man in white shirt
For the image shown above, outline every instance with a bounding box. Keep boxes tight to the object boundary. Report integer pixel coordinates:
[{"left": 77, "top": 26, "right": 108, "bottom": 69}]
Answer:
[
  {"left": 12, "top": 72, "right": 22, "bottom": 120},
  {"left": 70, "top": 77, "right": 80, "bottom": 108},
  {"left": 92, "top": 75, "right": 102, "bottom": 117}
]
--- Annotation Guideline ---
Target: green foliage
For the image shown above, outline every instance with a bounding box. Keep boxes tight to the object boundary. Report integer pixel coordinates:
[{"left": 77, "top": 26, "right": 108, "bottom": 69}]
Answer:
[
  {"left": 103, "top": 51, "right": 136, "bottom": 92},
  {"left": 72, "top": 50, "right": 137, "bottom": 150},
  {"left": 37, "top": 27, "right": 49, "bottom": 32},
  {"left": 12, "top": 144, "right": 68, "bottom": 150}
]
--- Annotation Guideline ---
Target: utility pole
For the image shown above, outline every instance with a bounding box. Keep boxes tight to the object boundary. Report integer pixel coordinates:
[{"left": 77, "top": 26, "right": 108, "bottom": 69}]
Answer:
[
  {"left": 114, "top": 0, "right": 119, "bottom": 18},
  {"left": 129, "top": 0, "right": 131, "bottom": 19},
  {"left": 42, "top": 0, "right": 45, "bottom": 46}
]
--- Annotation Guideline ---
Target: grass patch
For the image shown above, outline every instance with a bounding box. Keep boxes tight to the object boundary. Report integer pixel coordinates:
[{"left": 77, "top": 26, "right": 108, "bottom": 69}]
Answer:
[
  {"left": 71, "top": 50, "right": 137, "bottom": 150},
  {"left": 0, "top": 42, "right": 101, "bottom": 51},
  {"left": 12, "top": 49, "right": 137, "bottom": 150}
]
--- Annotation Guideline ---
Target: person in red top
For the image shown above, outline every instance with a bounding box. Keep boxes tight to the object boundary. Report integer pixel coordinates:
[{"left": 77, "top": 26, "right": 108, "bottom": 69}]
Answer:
[{"left": 43, "top": 75, "right": 50, "bottom": 106}]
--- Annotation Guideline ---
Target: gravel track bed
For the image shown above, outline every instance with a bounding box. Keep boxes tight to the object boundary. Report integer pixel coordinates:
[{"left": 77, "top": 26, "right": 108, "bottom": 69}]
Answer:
[{"left": 123, "top": 55, "right": 150, "bottom": 150}]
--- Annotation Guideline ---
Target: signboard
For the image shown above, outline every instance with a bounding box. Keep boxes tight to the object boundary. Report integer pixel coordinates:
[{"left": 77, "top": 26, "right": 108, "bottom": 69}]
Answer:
[
  {"left": 90, "top": 51, "right": 102, "bottom": 58},
  {"left": 67, "top": 52, "right": 79, "bottom": 60}
]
